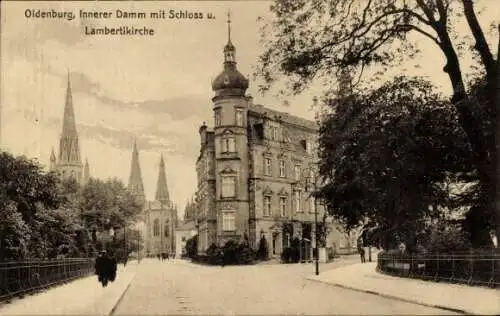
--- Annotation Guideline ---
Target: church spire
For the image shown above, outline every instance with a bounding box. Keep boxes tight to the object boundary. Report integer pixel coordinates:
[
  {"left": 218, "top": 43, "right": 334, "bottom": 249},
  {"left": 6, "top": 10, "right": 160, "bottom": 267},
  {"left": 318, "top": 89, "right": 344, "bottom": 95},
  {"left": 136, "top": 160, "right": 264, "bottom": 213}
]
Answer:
[
  {"left": 49, "top": 147, "right": 56, "bottom": 171},
  {"left": 83, "top": 157, "right": 89, "bottom": 184},
  {"left": 223, "top": 11, "right": 236, "bottom": 64},
  {"left": 227, "top": 11, "right": 231, "bottom": 44},
  {"left": 56, "top": 70, "right": 83, "bottom": 181},
  {"left": 155, "top": 154, "right": 170, "bottom": 205},
  {"left": 128, "top": 141, "right": 145, "bottom": 205},
  {"left": 61, "top": 70, "right": 78, "bottom": 138}
]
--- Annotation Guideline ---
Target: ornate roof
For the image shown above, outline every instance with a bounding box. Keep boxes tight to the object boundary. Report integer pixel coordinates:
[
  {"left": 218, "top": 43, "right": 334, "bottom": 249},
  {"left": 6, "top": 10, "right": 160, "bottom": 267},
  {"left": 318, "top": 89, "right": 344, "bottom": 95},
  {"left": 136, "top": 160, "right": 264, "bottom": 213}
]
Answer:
[{"left": 211, "top": 12, "right": 249, "bottom": 98}]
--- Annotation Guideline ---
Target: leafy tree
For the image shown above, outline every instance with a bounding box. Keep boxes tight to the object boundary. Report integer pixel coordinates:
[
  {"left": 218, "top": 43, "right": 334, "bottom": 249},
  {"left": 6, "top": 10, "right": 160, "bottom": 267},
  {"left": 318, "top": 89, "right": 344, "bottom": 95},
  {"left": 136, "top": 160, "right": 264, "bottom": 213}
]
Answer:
[
  {"left": 317, "top": 77, "right": 473, "bottom": 251},
  {"left": 80, "top": 178, "right": 142, "bottom": 234},
  {"left": 0, "top": 199, "right": 30, "bottom": 260},
  {"left": 258, "top": 0, "right": 500, "bottom": 243}
]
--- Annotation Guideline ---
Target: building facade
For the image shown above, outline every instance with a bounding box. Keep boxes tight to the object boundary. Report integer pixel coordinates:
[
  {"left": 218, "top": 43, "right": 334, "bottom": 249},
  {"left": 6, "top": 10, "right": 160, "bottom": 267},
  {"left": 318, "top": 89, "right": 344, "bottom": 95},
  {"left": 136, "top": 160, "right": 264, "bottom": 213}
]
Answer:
[
  {"left": 50, "top": 72, "right": 89, "bottom": 183},
  {"left": 127, "top": 144, "right": 178, "bottom": 257},
  {"left": 175, "top": 220, "right": 197, "bottom": 258},
  {"left": 194, "top": 18, "right": 334, "bottom": 259}
]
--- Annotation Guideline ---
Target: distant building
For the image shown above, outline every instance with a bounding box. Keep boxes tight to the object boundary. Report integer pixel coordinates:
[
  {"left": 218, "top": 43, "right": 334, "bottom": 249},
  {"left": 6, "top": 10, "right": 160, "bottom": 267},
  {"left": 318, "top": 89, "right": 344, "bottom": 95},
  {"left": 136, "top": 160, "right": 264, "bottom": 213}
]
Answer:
[
  {"left": 50, "top": 72, "right": 89, "bottom": 183},
  {"left": 194, "top": 16, "right": 342, "bottom": 260},
  {"left": 175, "top": 220, "right": 197, "bottom": 258},
  {"left": 127, "top": 143, "right": 178, "bottom": 257}
]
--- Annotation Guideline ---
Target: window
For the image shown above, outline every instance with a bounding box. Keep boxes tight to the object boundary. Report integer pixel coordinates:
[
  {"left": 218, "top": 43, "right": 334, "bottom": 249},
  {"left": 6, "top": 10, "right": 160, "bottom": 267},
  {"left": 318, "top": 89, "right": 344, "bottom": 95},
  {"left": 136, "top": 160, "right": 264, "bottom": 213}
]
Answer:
[
  {"left": 164, "top": 220, "right": 169, "bottom": 237},
  {"left": 235, "top": 109, "right": 244, "bottom": 126},
  {"left": 263, "top": 196, "right": 271, "bottom": 216},
  {"left": 182, "top": 236, "right": 187, "bottom": 242},
  {"left": 309, "top": 197, "right": 315, "bottom": 213},
  {"left": 222, "top": 211, "right": 236, "bottom": 231},
  {"left": 279, "top": 197, "right": 287, "bottom": 217},
  {"left": 272, "top": 126, "right": 278, "bottom": 140},
  {"left": 221, "top": 137, "right": 235, "bottom": 153},
  {"left": 264, "top": 158, "right": 272, "bottom": 176},
  {"left": 221, "top": 176, "right": 236, "bottom": 197},
  {"left": 294, "top": 191, "right": 301, "bottom": 213},
  {"left": 153, "top": 219, "right": 160, "bottom": 236},
  {"left": 279, "top": 160, "right": 286, "bottom": 178},
  {"left": 215, "top": 109, "right": 221, "bottom": 126},
  {"left": 294, "top": 165, "right": 301, "bottom": 181}
]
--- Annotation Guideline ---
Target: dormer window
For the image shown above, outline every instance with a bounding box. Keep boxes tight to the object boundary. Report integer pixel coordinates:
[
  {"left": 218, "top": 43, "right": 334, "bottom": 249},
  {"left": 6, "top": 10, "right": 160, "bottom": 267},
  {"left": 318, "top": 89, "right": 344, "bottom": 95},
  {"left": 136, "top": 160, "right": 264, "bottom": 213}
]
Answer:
[{"left": 272, "top": 126, "right": 278, "bottom": 140}]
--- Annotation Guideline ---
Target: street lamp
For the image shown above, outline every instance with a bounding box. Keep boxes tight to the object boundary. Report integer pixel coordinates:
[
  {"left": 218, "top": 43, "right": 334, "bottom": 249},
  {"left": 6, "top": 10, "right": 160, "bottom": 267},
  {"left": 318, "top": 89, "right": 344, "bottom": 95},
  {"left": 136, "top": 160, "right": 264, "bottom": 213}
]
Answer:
[{"left": 306, "top": 170, "right": 320, "bottom": 276}]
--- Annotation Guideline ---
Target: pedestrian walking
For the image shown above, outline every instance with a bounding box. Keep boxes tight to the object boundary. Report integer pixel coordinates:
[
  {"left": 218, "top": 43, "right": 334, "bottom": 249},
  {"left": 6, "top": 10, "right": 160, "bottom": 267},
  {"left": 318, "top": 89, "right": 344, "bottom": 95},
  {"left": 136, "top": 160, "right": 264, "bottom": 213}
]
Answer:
[
  {"left": 358, "top": 247, "right": 366, "bottom": 263},
  {"left": 95, "top": 250, "right": 112, "bottom": 287}
]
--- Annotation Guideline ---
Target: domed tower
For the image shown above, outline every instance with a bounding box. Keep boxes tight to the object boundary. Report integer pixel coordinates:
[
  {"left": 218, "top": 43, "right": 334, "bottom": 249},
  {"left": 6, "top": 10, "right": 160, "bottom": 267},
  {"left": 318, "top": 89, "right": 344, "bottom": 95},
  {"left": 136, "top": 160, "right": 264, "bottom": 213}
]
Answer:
[{"left": 211, "top": 12, "right": 251, "bottom": 246}]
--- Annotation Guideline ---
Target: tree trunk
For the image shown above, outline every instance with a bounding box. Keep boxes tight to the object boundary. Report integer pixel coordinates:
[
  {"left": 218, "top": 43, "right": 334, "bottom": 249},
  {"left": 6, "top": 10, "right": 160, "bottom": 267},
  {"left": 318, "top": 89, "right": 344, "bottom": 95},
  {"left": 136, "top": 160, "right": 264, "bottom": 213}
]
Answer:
[{"left": 495, "top": 25, "right": 500, "bottom": 245}]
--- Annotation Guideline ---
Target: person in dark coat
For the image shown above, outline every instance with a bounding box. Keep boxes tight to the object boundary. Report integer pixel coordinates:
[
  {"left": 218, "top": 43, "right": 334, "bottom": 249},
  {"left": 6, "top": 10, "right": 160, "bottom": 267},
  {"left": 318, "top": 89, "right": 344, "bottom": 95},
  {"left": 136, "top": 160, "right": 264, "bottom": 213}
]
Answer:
[
  {"left": 95, "top": 251, "right": 108, "bottom": 287},
  {"left": 106, "top": 252, "right": 117, "bottom": 282}
]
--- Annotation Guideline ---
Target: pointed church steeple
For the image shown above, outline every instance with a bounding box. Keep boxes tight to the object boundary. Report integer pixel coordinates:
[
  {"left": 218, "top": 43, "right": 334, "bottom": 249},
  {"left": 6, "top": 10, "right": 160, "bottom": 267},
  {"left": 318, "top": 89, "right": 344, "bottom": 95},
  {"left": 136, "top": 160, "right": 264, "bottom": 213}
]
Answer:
[
  {"left": 49, "top": 147, "right": 57, "bottom": 171},
  {"left": 56, "top": 70, "right": 83, "bottom": 182},
  {"left": 83, "top": 157, "right": 89, "bottom": 184},
  {"left": 155, "top": 154, "right": 170, "bottom": 205},
  {"left": 128, "top": 141, "right": 145, "bottom": 205},
  {"left": 62, "top": 70, "right": 78, "bottom": 137}
]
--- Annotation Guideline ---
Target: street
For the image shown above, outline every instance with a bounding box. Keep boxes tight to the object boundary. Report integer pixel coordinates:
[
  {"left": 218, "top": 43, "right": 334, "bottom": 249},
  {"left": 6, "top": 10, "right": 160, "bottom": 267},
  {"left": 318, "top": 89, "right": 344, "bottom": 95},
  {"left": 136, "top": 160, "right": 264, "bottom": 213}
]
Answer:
[{"left": 112, "top": 258, "right": 457, "bottom": 315}]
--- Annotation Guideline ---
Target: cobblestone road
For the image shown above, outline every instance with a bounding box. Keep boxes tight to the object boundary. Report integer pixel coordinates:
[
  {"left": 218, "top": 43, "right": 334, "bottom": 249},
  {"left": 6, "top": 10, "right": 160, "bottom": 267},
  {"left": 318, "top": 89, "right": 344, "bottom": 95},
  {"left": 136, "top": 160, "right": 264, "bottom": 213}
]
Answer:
[{"left": 113, "top": 258, "right": 457, "bottom": 315}]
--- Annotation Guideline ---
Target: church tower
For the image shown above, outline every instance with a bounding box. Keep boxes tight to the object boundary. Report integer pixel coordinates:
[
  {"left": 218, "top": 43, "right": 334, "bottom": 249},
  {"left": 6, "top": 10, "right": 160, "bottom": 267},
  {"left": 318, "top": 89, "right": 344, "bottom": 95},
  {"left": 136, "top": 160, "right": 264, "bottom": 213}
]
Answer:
[
  {"left": 83, "top": 157, "right": 90, "bottom": 184},
  {"left": 211, "top": 12, "right": 251, "bottom": 245},
  {"left": 155, "top": 154, "right": 171, "bottom": 206},
  {"left": 56, "top": 72, "right": 83, "bottom": 182},
  {"left": 49, "top": 147, "right": 57, "bottom": 172},
  {"left": 128, "top": 141, "right": 146, "bottom": 206}
]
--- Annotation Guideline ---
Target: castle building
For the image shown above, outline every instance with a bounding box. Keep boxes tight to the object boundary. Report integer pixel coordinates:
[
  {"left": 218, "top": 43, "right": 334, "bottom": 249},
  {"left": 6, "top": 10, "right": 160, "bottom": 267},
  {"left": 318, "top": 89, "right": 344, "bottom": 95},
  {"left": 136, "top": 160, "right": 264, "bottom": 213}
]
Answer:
[
  {"left": 127, "top": 143, "right": 178, "bottom": 257},
  {"left": 50, "top": 72, "right": 89, "bottom": 183},
  {"left": 194, "top": 16, "right": 334, "bottom": 259}
]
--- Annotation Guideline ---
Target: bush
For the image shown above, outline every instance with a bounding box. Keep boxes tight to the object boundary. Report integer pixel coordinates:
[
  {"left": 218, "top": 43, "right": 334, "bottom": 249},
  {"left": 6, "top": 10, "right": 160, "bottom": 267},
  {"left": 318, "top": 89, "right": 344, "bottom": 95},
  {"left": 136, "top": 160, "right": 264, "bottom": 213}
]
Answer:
[
  {"left": 281, "top": 247, "right": 292, "bottom": 263},
  {"left": 185, "top": 235, "right": 198, "bottom": 259},
  {"left": 237, "top": 242, "right": 255, "bottom": 264},
  {"left": 257, "top": 236, "right": 269, "bottom": 260}
]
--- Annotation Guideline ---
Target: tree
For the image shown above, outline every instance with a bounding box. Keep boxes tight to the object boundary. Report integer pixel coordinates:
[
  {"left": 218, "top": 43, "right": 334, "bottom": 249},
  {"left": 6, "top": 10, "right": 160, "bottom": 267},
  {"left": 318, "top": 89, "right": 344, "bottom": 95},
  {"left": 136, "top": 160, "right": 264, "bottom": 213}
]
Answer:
[
  {"left": 80, "top": 178, "right": 142, "bottom": 234},
  {"left": 0, "top": 199, "right": 30, "bottom": 260},
  {"left": 317, "top": 77, "right": 473, "bottom": 251},
  {"left": 258, "top": 0, "right": 500, "bottom": 243}
]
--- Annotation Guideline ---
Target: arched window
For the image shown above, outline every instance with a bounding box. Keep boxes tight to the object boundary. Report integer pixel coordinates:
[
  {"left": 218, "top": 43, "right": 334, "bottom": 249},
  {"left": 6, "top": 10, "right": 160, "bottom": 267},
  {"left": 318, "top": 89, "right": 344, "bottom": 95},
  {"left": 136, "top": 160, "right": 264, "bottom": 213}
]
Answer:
[
  {"left": 153, "top": 219, "right": 160, "bottom": 236},
  {"left": 164, "top": 220, "right": 169, "bottom": 237}
]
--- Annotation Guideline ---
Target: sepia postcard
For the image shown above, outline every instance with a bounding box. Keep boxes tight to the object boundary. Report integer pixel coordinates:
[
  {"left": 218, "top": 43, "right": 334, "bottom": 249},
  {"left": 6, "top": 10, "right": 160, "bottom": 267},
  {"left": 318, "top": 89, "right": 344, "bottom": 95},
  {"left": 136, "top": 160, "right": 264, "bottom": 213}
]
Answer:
[{"left": 0, "top": 0, "right": 499, "bottom": 315}]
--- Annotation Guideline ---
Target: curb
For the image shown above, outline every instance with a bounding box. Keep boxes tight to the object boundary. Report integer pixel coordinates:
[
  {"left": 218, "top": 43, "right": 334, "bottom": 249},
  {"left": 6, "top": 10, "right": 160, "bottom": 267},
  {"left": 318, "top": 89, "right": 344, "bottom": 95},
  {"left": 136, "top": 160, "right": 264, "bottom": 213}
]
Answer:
[
  {"left": 305, "top": 277, "right": 472, "bottom": 315},
  {"left": 108, "top": 268, "right": 137, "bottom": 315}
]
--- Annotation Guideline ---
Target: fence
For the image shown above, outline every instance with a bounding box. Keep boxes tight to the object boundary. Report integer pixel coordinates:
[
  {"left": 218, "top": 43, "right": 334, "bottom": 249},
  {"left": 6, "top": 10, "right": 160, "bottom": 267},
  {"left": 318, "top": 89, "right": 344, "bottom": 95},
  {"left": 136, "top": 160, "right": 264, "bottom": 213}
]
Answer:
[
  {"left": 377, "top": 250, "right": 500, "bottom": 288},
  {"left": 0, "top": 258, "right": 95, "bottom": 302}
]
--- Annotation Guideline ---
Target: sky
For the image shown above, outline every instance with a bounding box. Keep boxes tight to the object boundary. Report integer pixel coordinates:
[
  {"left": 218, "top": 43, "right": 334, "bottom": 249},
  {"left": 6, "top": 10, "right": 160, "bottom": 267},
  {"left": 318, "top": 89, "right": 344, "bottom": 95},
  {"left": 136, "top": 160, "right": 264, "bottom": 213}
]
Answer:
[{"left": 1, "top": 1, "right": 498, "bottom": 217}]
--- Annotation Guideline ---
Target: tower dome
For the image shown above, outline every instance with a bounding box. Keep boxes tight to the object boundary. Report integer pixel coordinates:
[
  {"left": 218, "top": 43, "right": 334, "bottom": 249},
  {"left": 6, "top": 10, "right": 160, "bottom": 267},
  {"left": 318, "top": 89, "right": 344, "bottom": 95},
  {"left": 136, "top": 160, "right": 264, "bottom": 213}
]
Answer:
[{"left": 211, "top": 12, "right": 249, "bottom": 98}]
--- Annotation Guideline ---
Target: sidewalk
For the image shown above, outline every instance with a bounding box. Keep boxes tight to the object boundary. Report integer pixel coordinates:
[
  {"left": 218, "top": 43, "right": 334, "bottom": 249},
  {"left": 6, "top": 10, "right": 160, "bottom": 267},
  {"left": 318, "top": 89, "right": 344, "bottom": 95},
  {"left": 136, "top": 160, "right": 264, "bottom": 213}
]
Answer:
[
  {"left": 0, "top": 262, "right": 137, "bottom": 315},
  {"left": 306, "top": 262, "right": 500, "bottom": 315}
]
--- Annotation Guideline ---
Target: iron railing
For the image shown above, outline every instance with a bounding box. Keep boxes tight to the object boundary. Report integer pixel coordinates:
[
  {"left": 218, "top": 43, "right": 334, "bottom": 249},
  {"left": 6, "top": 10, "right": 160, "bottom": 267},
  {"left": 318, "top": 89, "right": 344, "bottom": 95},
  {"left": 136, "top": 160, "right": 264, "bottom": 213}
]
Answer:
[
  {"left": 0, "top": 258, "right": 95, "bottom": 302},
  {"left": 377, "top": 250, "right": 500, "bottom": 287}
]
